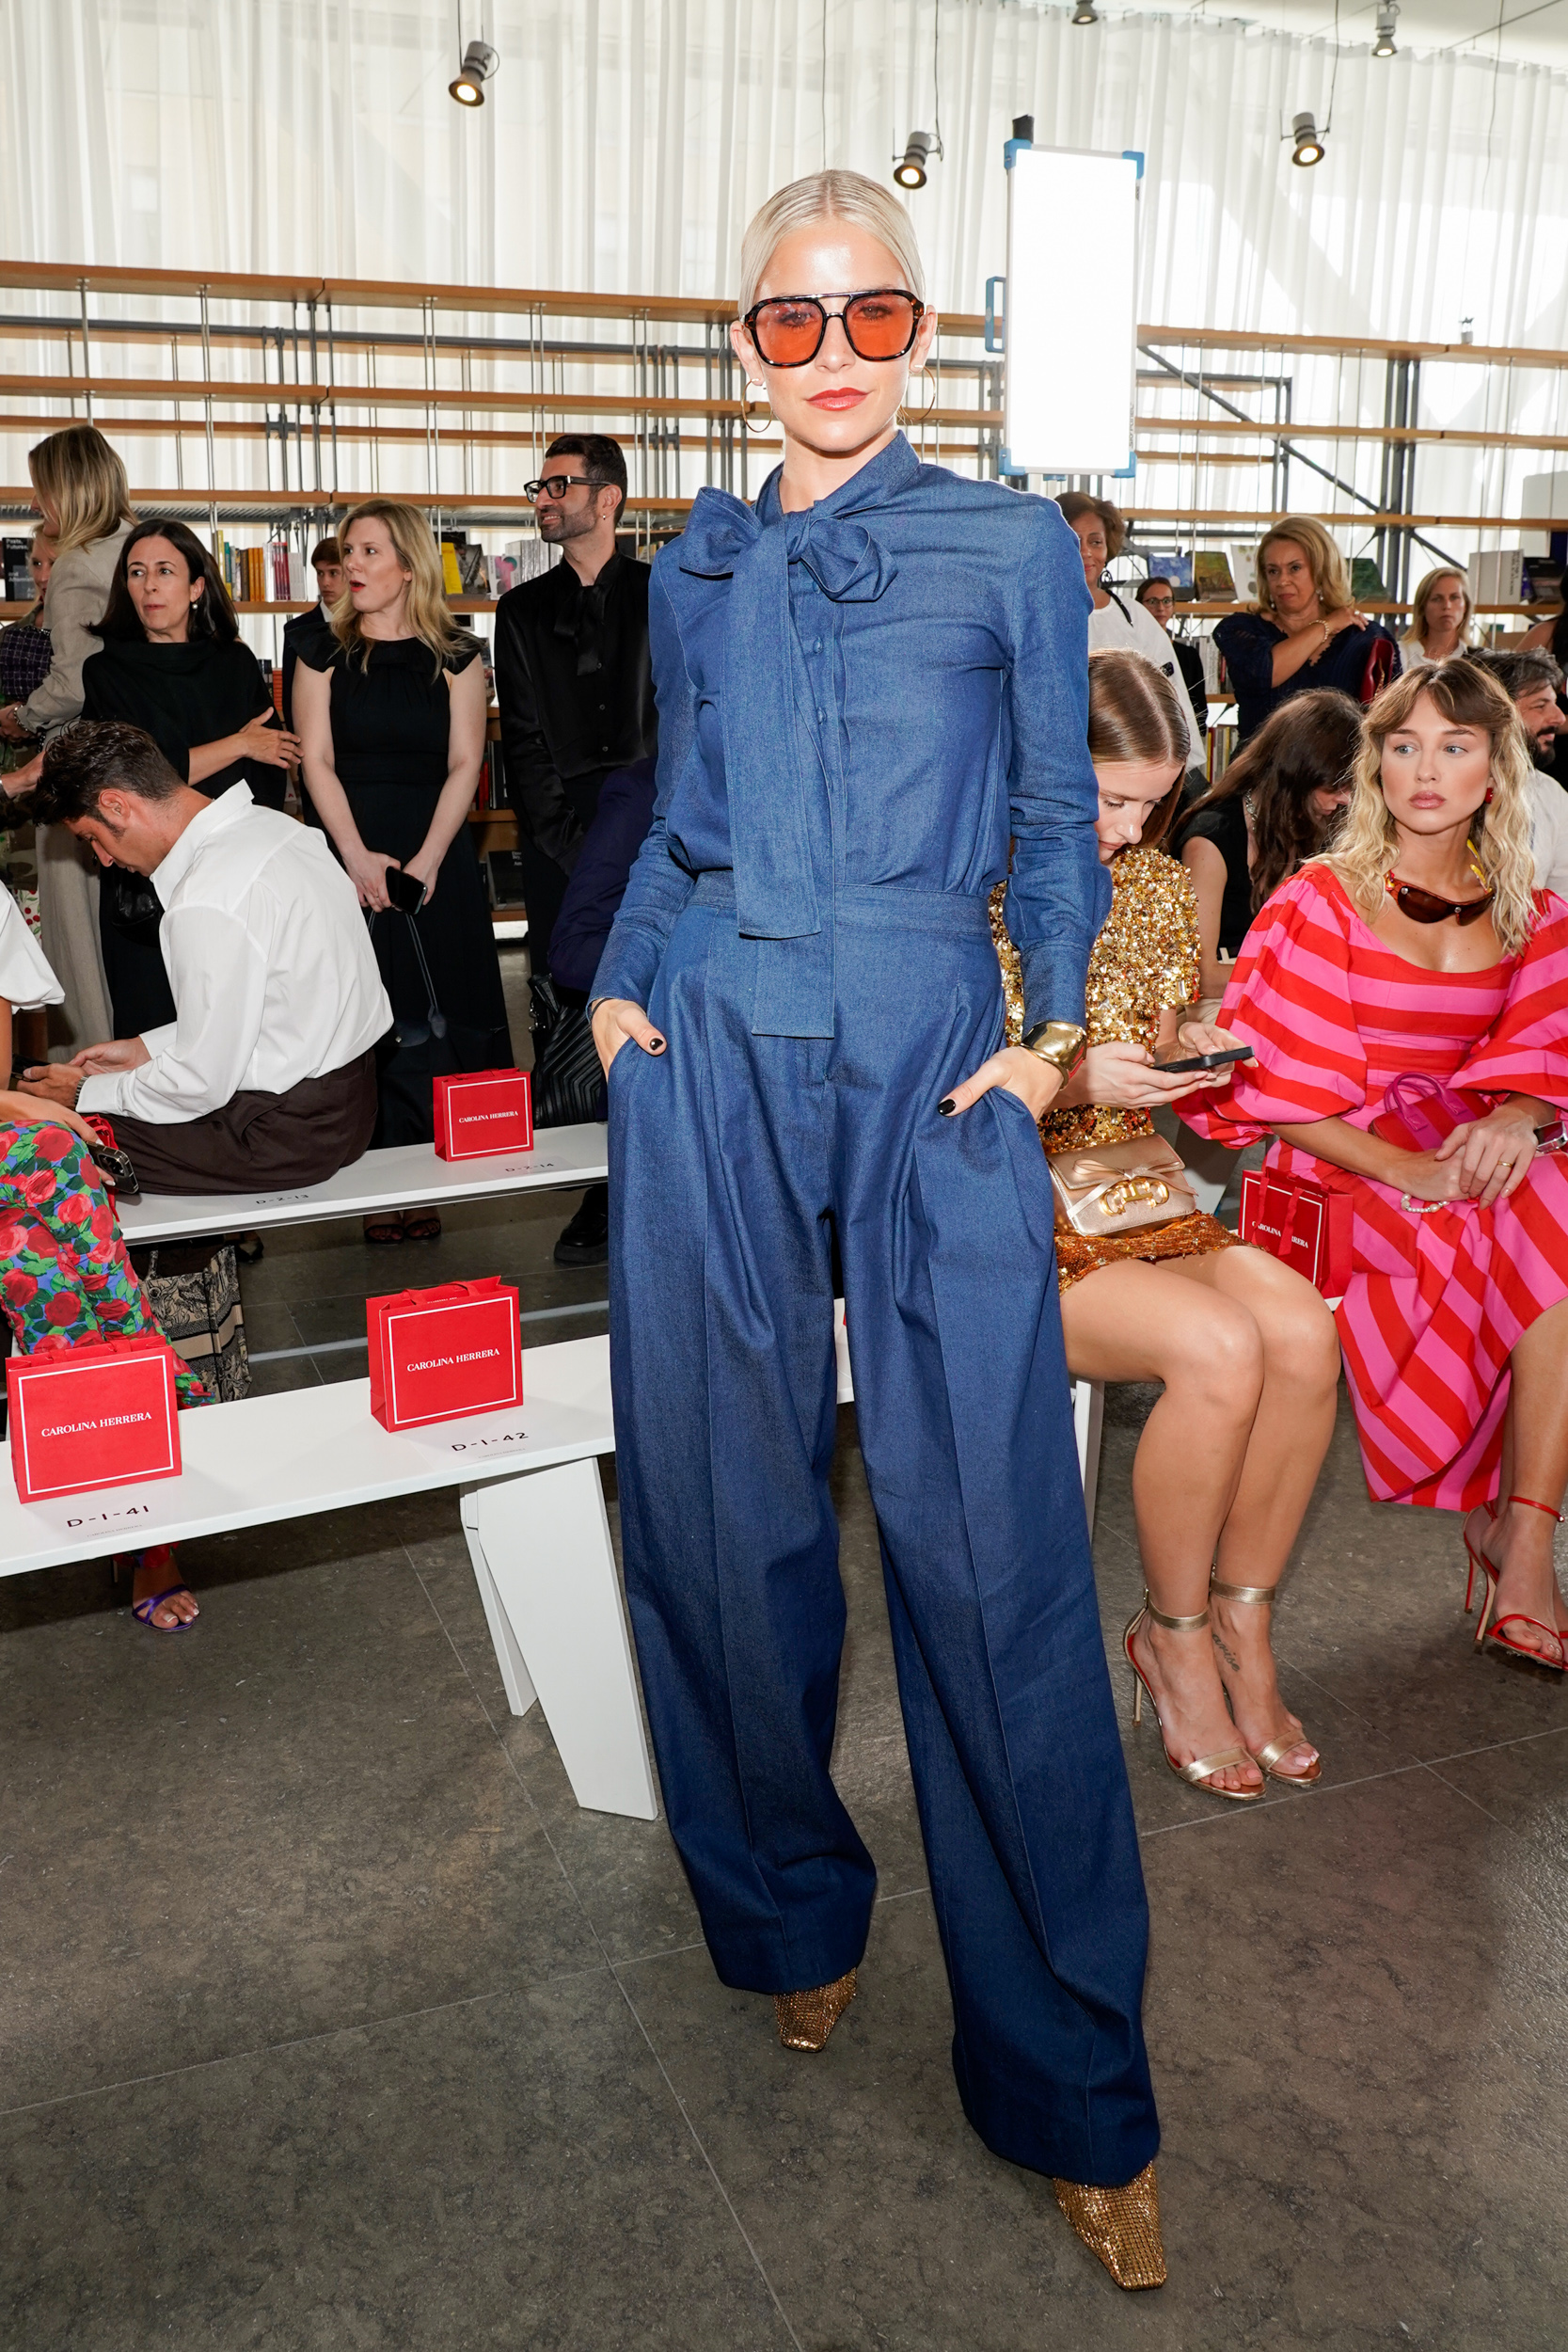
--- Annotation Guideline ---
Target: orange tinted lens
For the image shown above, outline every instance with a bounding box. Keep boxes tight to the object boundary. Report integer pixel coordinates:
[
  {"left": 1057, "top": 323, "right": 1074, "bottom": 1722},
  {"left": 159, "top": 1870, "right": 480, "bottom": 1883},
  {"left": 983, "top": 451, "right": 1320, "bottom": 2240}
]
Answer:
[
  {"left": 752, "top": 300, "right": 823, "bottom": 363},
  {"left": 845, "top": 293, "right": 916, "bottom": 358}
]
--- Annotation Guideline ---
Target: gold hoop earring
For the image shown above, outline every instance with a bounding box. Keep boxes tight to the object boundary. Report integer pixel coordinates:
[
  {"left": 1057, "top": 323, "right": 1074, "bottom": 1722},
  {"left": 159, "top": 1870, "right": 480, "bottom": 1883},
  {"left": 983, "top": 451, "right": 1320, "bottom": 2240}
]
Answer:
[
  {"left": 899, "top": 370, "right": 940, "bottom": 428},
  {"left": 740, "top": 380, "right": 773, "bottom": 435}
]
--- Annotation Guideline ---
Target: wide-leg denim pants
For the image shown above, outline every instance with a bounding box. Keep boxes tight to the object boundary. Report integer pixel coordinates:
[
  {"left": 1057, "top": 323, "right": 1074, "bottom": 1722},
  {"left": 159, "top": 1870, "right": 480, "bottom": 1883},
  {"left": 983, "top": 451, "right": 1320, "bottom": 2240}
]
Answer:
[{"left": 609, "top": 878, "right": 1159, "bottom": 2187}]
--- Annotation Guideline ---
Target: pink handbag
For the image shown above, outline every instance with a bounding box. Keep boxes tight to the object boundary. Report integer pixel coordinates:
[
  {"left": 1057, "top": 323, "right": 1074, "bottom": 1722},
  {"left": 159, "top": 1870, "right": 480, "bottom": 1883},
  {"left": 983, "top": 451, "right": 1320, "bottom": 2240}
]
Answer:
[{"left": 1374, "top": 1073, "right": 1486, "bottom": 1154}]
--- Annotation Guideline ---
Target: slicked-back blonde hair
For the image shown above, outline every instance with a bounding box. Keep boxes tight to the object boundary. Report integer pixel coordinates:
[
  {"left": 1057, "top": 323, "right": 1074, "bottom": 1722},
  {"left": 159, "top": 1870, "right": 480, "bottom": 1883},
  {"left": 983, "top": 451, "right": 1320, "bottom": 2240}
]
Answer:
[
  {"left": 1314, "top": 659, "right": 1539, "bottom": 956},
  {"left": 1257, "top": 517, "right": 1354, "bottom": 618},
  {"left": 738, "top": 170, "right": 927, "bottom": 316},
  {"left": 332, "top": 501, "right": 459, "bottom": 675},
  {"left": 28, "top": 424, "right": 136, "bottom": 557},
  {"left": 1087, "top": 647, "right": 1190, "bottom": 850}
]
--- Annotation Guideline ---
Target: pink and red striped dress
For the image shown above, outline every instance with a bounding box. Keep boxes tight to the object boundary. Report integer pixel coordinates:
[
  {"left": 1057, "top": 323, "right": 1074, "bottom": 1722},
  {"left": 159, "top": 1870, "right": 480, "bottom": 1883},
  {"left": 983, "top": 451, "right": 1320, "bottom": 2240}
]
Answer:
[{"left": 1180, "top": 867, "right": 1568, "bottom": 1512}]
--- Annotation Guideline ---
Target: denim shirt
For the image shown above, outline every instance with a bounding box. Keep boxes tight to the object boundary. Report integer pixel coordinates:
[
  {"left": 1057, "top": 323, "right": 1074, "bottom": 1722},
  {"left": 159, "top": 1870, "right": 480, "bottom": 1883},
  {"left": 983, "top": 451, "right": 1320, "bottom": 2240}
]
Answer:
[{"left": 593, "top": 433, "right": 1109, "bottom": 1035}]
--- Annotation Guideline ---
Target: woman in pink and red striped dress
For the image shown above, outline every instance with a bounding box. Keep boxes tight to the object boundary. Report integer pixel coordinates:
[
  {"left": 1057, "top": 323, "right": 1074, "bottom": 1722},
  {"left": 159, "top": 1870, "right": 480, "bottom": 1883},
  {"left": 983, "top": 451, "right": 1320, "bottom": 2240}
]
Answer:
[{"left": 1181, "top": 660, "right": 1568, "bottom": 1670}]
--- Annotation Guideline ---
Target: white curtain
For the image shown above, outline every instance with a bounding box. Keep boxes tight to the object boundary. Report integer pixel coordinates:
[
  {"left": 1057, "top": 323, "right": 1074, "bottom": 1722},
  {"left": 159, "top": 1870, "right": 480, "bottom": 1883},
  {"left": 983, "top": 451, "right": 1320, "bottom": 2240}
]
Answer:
[
  {"left": 4, "top": 0, "right": 1567, "bottom": 342},
  {"left": 4, "top": 1, "right": 1565, "bottom": 573}
]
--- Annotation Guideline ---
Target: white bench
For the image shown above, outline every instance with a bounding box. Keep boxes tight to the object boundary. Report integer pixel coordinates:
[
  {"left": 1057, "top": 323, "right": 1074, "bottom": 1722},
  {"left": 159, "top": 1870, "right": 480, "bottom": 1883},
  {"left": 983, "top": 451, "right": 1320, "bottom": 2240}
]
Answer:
[
  {"left": 116, "top": 1123, "right": 610, "bottom": 1248},
  {"left": 0, "top": 1333, "right": 656, "bottom": 1823},
  {"left": 0, "top": 1297, "right": 1105, "bottom": 1826}
]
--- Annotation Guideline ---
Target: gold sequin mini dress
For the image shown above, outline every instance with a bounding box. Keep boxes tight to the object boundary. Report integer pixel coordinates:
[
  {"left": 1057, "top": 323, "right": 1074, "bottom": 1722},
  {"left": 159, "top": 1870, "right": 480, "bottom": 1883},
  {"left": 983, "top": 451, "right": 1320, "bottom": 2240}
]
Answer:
[{"left": 991, "top": 846, "right": 1238, "bottom": 1295}]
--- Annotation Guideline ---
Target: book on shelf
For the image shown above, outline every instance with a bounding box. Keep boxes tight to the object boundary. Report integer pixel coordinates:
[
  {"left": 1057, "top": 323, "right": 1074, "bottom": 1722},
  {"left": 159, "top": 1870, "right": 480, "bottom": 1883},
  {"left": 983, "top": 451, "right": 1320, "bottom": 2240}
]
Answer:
[
  {"left": 439, "top": 539, "right": 464, "bottom": 596},
  {"left": 501, "top": 538, "right": 559, "bottom": 582},
  {"left": 1192, "top": 551, "right": 1236, "bottom": 603},
  {"left": 455, "top": 545, "right": 491, "bottom": 596},
  {"left": 1523, "top": 554, "right": 1564, "bottom": 605},
  {"left": 266, "top": 539, "right": 308, "bottom": 603},
  {"left": 1227, "top": 543, "right": 1259, "bottom": 603},
  {"left": 492, "top": 553, "right": 518, "bottom": 595},
  {"left": 1142, "top": 550, "right": 1194, "bottom": 597},
  {"left": 1350, "top": 557, "right": 1389, "bottom": 602},
  {"left": 3, "top": 536, "right": 31, "bottom": 599},
  {"left": 1473, "top": 548, "right": 1524, "bottom": 605}
]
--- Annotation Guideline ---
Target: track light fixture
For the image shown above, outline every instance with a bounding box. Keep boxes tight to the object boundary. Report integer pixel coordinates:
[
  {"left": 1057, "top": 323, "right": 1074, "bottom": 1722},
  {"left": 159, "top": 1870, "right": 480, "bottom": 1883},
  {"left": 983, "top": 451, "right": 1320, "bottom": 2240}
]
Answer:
[
  {"left": 449, "top": 40, "right": 499, "bottom": 107},
  {"left": 1372, "top": 3, "right": 1399, "bottom": 56},
  {"left": 894, "top": 131, "right": 939, "bottom": 191},
  {"left": 1071, "top": 2, "right": 1101, "bottom": 22},
  {"left": 1290, "top": 111, "right": 1325, "bottom": 167}
]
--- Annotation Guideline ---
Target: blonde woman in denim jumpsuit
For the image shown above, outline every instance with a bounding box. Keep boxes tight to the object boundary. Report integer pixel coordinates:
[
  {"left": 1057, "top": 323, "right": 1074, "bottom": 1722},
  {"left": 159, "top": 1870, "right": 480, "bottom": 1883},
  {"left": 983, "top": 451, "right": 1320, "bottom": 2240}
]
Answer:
[{"left": 592, "top": 172, "right": 1164, "bottom": 2291}]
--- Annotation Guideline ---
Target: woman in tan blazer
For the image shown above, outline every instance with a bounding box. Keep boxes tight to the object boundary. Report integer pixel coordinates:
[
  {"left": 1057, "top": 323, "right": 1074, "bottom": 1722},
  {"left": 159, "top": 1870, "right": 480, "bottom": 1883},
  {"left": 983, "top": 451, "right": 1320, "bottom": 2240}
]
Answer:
[{"left": 0, "top": 425, "right": 135, "bottom": 1053}]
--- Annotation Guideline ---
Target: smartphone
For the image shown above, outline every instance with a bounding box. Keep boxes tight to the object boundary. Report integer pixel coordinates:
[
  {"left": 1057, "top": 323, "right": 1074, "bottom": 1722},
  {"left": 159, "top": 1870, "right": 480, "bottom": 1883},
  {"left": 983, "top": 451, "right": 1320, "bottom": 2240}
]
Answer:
[
  {"left": 385, "top": 867, "right": 426, "bottom": 914},
  {"left": 88, "top": 1140, "right": 141, "bottom": 1192},
  {"left": 1154, "top": 1044, "right": 1255, "bottom": 1075}
]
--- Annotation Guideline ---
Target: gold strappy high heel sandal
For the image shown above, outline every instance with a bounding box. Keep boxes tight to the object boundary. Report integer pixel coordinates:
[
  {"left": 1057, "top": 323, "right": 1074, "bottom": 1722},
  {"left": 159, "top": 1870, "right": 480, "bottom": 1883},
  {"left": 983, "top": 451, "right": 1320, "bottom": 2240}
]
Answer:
[
  {"left": 774, "top": 1968, "right": 857, "bottom": 2051},
  {"left": 1210, "top": 1578, "right": 1322, "bottom": 1786},
  {"left": 1122, "top": 1597, "right": 1261, "bottom": 1803},
  {"left": 1051, "top": 2161, "right": 1166, "bottom": 2290}
]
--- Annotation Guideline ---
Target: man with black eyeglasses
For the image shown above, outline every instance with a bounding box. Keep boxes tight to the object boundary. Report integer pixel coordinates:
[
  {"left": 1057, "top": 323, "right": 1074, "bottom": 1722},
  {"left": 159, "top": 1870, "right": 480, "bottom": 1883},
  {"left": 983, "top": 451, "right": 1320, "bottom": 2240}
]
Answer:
[{"left": 494, "top": 434, "right": 657, "bottom": 1263}]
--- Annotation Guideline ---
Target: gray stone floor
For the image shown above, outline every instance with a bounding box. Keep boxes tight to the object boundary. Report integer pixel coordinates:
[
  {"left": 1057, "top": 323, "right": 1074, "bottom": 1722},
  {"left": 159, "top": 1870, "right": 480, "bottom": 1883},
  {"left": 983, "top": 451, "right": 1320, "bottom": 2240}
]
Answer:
[{"left": 3, "top": 1117, "right": 1566, "bottom": 2344}]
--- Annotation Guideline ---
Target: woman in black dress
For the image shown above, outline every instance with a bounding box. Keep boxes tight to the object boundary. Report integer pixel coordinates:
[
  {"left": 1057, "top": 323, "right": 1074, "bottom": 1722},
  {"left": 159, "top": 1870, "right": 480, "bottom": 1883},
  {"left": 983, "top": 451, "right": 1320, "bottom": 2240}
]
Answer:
[
  {"left": 293, "top": 500, "right": 512, "bottom": 1240},
  {"left": 81, "top": 519, "right": 297, "bottom": 1034},
  {"left": 1175, "top": 688, "right": 1359, "bottom": 994}
]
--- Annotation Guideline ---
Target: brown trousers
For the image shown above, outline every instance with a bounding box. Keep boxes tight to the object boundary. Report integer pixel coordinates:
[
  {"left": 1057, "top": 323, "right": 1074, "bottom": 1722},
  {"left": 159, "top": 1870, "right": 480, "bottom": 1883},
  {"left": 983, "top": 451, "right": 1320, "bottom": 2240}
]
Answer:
[{"left": 111, "top": 1052, "right": 378, "bottom": 1197}]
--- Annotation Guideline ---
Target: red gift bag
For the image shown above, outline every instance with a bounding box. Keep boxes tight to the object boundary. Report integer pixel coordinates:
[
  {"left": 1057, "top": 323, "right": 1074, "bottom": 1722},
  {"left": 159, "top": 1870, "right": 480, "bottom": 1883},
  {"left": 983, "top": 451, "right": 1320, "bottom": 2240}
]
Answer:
[
  {"left": 7, "top": 1334, "right": 182, "bottom": 1504},
  {"left": 433, "top": 1070, "right": 533, "bottom": 1162},
  {"left": 367, "top": 1278, "right": 523, "bottom": 1430},
  {"left": 1239, "top": 1168, "right": 1354, "bottom": 1299}
]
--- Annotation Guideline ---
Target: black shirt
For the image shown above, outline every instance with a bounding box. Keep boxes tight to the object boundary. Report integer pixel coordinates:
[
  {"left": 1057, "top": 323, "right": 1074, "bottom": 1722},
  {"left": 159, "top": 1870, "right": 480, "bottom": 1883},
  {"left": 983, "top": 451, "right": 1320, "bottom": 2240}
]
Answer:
[
  {"left": 281, "top": 602, "right": 336, "bottom": 733},
  {"left": 1176, "top": 792, "right": 1253, "bottom": 957},
  {"left": 1172, "top": 639, "right": 1208, "bottom": 738},
  {"left": 80, "top": 634, "right": 282, "bottom": 805},
  {"left": 492, "top": 550, "right": 657, "bottom": 873}
]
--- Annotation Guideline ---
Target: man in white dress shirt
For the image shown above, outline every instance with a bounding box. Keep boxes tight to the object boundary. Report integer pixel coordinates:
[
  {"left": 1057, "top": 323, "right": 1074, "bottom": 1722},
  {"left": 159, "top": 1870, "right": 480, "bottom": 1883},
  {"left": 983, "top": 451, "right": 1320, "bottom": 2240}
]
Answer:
[{"left": 19, "top": 722, "right": 390, "bottom": 1193}]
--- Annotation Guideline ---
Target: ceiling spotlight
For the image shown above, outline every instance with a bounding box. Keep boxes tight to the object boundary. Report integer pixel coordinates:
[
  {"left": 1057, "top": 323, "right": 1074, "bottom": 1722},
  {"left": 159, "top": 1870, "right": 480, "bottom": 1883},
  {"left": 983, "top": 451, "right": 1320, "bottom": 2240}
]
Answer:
[
  {"left": 449, "top": 40, "right": 499, "bottom": 106},
  {"left": 1291, "top": 111, "right": 1325, "bottom": 167},
  {"left": 894, "top": 131, "right": 936, "bottom": 190},
  {"left": 1071, "top": 2, "right": 1101, "bottom": 21},
  {"left": 1372, "top": 3, "right": 1399, "bottom": 55}
]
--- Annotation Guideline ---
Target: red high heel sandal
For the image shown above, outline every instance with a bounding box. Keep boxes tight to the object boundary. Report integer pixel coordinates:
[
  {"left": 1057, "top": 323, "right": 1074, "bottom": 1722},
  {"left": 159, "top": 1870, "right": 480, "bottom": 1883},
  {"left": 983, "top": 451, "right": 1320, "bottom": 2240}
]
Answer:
[{"left": 1465, "top": 1495, "right": 1566, "bottom": 1672}]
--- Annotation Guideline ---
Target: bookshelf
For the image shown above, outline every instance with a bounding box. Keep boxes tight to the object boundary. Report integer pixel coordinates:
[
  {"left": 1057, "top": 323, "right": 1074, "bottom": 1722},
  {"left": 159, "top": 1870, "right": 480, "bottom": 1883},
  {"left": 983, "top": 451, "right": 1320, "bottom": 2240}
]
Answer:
[{"left": 5, "top": 261, "right": 1565, "bottom": 632}]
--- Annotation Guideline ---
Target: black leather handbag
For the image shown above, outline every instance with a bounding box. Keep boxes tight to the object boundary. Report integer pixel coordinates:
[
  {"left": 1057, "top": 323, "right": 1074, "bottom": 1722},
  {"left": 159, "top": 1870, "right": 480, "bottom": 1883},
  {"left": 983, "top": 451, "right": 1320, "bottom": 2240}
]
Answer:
[{"left": 528, "top": 973, "right": 607, "bottom": 1128}]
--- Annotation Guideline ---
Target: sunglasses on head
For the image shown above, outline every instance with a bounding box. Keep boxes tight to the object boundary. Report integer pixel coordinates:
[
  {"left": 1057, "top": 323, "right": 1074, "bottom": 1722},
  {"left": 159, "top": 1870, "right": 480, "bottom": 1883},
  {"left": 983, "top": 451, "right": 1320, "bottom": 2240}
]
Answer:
[
  {"left": 741, "top": 289, "right": 926, "bottom": 368},
  {"left": 1384, "top": 875, "right": 1496, "bottom": 925}
]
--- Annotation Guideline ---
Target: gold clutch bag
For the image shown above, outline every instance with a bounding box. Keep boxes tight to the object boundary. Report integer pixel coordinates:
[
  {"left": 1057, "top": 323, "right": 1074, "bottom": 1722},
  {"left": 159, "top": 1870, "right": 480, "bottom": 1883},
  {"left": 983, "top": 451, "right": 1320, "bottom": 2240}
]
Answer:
[{"left": 1046, "top": 1135, "right": 1197, "bottom": 1239}]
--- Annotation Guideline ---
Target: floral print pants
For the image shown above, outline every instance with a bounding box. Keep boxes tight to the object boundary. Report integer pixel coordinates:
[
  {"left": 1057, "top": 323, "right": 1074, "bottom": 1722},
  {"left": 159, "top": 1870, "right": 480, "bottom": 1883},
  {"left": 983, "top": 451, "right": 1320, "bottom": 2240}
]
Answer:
[{"left": 0, "top": 1120, "right": 207, "bottom": 1406}]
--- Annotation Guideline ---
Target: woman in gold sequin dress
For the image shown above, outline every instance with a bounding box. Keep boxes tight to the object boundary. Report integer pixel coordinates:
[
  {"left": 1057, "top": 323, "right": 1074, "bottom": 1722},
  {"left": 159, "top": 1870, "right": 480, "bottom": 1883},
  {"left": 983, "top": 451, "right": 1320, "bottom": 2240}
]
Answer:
[{"left": 996, "top": 649, "right": 1340, "bottom": 1801}]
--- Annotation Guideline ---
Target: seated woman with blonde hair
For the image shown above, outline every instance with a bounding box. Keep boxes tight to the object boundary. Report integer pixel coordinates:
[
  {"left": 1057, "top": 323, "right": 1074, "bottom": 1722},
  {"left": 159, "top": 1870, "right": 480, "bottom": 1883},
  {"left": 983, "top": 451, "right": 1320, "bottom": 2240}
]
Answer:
[
  {"left": 1181, "top": 660, "right": 1568, "bottom": 1669},
  {"left": 996, "top": 647, "right": 1341, "bottom": 1800}
]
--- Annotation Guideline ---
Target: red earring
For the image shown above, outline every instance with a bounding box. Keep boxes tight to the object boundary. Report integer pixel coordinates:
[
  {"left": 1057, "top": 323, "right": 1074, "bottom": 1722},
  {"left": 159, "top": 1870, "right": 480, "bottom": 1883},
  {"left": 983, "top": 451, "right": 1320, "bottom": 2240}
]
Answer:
[{"left": 1485, "top": 787, "right": 1494, "bottom": 803}]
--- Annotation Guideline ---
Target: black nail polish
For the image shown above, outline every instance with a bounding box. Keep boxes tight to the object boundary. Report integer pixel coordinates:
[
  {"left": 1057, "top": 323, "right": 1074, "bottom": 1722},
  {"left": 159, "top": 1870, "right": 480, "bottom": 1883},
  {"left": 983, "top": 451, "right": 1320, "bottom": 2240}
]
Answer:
[{"left": 938, "top": 1097, "right": 956, "bottom": 1116}]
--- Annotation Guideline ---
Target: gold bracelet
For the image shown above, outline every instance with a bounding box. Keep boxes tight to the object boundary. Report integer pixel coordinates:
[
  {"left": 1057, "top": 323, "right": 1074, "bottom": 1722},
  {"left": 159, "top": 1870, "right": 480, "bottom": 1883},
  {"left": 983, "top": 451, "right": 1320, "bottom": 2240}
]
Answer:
[{"left": 1020, "top": 1021, "right": 1088, "bottom": 1082}]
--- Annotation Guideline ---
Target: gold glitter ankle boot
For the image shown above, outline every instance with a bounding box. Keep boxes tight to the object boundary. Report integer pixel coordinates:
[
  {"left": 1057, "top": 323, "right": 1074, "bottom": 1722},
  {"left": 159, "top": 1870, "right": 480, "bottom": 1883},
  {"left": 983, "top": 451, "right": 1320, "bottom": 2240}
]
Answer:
[
  {"left": 1051, "top": 2161, "right": 1166, "bottom": 2290},
  {"left": 773, "top": 1968, "right": 857, "bottom": 2052}
]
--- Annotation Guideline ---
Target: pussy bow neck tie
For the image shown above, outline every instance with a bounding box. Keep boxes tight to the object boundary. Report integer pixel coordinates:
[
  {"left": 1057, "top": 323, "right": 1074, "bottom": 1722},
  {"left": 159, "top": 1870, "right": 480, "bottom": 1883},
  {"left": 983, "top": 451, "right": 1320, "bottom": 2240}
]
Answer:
[
  {"left": 678, "top": 495, "right": 897, "bottom": 607},
  {"left": 676, "top": 490, "right": 896, "bottom": 1020}
]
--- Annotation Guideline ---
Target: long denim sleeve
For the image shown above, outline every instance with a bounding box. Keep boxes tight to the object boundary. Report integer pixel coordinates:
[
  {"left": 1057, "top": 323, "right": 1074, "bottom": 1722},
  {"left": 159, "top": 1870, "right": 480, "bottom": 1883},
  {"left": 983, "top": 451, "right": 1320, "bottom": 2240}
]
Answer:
[
  {"left": 591, "top": 562, "right": 697, "bottom": 1008},
  {"left": 1004, "top": 513, "right": 1112, "bottom": 1028}
]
